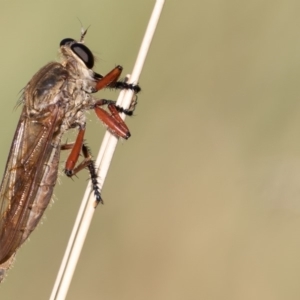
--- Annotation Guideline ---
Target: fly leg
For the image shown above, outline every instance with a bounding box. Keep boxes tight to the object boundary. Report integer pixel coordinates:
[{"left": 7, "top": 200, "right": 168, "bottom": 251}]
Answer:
[
  {"left": 61, "top": 127, "right": 102, "bottom": 204},
  {"left": 94, "top": 99, "right": 137, "bottom": 139},
  {"left": 93, "top": 65, "right": 140, "bottom": 139},
  {"left": 94, "top": 65, "right": 141, "bottom": 93}
]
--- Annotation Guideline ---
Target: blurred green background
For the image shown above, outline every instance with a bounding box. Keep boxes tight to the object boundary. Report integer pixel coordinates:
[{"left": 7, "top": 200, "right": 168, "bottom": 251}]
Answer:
[{"left": 1, "top": 0, "right": 300, "bottom": 299}]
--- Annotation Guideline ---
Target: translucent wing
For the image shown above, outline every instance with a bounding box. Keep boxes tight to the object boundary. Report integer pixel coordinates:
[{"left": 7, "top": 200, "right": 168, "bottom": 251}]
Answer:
[{"left": 0, "top": 101, "right": 62, "bottom": 264}]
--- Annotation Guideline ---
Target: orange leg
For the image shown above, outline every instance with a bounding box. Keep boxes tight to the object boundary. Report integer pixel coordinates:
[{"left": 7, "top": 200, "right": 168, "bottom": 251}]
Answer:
[
  {"left": 92, "top": 65, "right": 140, "bottom": 139},
  {"left": 64, "top": 128, "right": 85, "bottom": 174},
  {"left": 95, "top": 65, "right": 123, "bottom": 91},
  {"left": 62, "top": 127, "right": 102, "bottom": 204},
  {"left": 94, "top": 101, "right": 131, "bottom": 139}
]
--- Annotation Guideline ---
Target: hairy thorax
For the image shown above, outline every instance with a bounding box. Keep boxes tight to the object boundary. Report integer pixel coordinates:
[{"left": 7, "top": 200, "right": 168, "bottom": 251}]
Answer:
[{"left": 23, "top": 60, "right": 98, "bottom": 137}]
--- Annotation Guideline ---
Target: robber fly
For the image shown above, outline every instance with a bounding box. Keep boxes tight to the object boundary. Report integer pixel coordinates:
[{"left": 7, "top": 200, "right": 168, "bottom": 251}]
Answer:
[{"left": 0, "top": 29, "right": 140, "bottom": 281}]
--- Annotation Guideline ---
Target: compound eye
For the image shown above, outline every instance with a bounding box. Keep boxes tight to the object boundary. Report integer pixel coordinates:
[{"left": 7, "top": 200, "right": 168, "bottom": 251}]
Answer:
[
  {"left": 70, "top": 43, "right": 94, "bottom": 69},
  {"left": 60, "top": 38, "right": 75, "bottom": 46}
]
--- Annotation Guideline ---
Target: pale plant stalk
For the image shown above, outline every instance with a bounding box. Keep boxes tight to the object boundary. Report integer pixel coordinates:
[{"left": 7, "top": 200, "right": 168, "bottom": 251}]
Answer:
[{"left": 50, "top": 1, "right": 165, "bottom": 299}]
